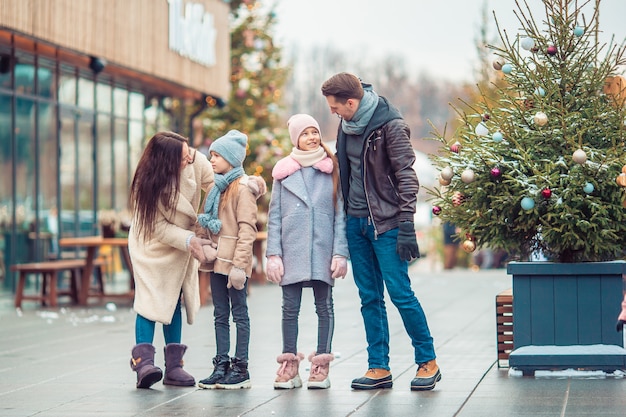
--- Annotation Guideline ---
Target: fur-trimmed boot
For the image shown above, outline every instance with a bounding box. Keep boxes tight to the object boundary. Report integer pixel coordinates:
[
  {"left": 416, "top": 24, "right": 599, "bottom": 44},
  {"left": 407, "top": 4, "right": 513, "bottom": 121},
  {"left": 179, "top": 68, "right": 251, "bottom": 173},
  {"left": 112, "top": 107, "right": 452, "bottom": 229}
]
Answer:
[
  {"left": 130, "top": 343, "right": 163, "bottom": 389},
  {"left": 163, "top": 343, "right": 195, "bottom": 386},
  {"left": 307, "top": 352, "right": 334, "bottom": 389},
  {"left": 273, "top": 352, "right": 304, "bottom": 389}
]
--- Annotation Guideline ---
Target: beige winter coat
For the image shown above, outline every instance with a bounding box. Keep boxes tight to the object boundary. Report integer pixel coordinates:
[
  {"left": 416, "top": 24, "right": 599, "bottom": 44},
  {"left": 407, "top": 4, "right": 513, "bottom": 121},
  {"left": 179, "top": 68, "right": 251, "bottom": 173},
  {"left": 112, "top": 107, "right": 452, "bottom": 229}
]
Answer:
[
  {"left": 129, "top": 155, "right": 213, "bottom": 325},
  {"left": 196, "top": 176, "right": 259, "bottom": 277}
]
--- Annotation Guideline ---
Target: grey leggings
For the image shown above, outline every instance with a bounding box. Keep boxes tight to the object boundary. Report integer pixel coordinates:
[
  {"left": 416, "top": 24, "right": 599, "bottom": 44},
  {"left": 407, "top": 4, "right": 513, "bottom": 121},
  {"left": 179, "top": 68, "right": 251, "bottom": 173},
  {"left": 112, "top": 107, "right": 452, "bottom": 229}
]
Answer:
[{"left": 281, "top": 280, "right": 334, "bottom": 355}]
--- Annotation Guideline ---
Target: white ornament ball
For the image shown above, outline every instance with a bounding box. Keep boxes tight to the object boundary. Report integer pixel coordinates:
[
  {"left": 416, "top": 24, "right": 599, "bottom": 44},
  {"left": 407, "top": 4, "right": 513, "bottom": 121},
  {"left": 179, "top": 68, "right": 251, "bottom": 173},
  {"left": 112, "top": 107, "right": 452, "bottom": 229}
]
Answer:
[
  {"left": 521, "top": 37, "right": 535, "bottom": 51},
  {"left": 572, "top": 149, "right": 587, "bottom": 164},
  {"left": 440, "top": 166, "right": 454, "bottom": 181},
  {"left": 475, "top": 122, "right": 489, "bottom": 137},
  {"left": 461, "top": 169, "right": 476, "bottom": 183},
  {"left": 534, "top": 112, "right": 548, "bottom": 126}
]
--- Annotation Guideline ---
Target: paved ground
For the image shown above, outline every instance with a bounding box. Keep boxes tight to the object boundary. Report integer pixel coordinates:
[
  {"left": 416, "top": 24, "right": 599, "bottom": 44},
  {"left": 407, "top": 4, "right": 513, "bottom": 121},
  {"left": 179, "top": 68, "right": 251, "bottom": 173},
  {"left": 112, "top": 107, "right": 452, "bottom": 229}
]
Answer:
[{"left": 1, "top": 260, "right": 626, "bottom": 417}]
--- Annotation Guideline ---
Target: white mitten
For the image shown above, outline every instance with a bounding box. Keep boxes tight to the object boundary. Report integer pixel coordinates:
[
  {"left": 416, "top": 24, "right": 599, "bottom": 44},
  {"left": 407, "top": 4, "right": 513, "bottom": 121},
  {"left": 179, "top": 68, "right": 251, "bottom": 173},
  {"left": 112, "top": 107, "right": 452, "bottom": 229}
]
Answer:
[
  {"left": 331, "top": 256, "right": 348, "bottom": 279},
  {"left": 228, "top": 266, "right": 247, "bottom": 290},
  {"left": 266, "top": 255, "right": 284, "bottom": 284}
]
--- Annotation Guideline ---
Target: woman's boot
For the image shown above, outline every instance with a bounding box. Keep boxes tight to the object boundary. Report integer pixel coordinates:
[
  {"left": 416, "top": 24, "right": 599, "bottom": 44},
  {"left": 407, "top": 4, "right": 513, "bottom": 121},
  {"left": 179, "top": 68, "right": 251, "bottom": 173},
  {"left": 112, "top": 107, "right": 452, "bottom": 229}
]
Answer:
[
  {"left": 130, "top": 343, "right": 163, "bottom": 389},
  {"left": 307, "top": 353, "right": 334, "bottom": 389},
  {"left": 163, "top": 343, "right": 195, "bottom": 386},
  {"left": 273, "top": 352, "right": 304, "bottom": 389},
  {"left": 198, "top": 355, "right": 230, "bottom": 389}
]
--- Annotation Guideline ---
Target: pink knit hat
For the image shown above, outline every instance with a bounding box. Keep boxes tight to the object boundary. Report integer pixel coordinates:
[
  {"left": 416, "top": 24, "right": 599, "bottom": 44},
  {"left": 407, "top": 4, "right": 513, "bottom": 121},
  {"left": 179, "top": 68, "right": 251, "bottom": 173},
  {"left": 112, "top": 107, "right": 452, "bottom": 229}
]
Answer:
[{"left": 287, "top": 114, "right": 321, "bottom": 147}]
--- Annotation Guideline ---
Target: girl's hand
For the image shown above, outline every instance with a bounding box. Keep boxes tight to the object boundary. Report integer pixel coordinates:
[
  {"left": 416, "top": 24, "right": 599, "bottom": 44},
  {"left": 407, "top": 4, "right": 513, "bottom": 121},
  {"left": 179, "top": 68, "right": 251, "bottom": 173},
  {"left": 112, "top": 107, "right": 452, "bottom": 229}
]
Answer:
[
  {"left": 331, "top": 256, "right": 348, "bottom": 279},
  {"left": 266, "top": 255, "right": 284, "bottom": 284}
]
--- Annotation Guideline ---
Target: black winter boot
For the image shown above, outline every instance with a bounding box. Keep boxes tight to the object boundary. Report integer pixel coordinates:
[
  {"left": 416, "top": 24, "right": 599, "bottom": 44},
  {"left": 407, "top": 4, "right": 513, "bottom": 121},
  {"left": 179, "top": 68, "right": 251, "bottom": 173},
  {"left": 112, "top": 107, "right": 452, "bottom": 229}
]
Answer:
[
  {"left": 217, "top": 357, "right": 251, "bottom": 389},
  {"left": 198, "top": 355, "right": 230, "bottom": 389},
  {"left": 130, "top": 343, "right": 163, "bottom": 389},
  {"left": 163, "top": 343, "right": 195, "bottom": 386}
]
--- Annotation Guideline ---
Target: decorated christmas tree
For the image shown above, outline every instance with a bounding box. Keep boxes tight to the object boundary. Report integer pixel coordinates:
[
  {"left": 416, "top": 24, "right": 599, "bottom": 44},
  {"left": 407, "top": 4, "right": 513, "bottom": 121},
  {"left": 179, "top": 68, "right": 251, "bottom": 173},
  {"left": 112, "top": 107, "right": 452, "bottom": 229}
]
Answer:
[
  {"left": 201, "top": 0, "right": 292, "bottom": 215},
  {"left": 428, "top": 0, "right": 626, "bottom": 263}
]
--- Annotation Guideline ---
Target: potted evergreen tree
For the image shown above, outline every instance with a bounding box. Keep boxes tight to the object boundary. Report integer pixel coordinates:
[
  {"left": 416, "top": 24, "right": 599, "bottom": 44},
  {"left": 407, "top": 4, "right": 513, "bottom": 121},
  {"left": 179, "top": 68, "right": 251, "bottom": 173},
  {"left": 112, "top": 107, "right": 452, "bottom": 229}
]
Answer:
[{"left": 428, "top": 0, "right": 626, "bottom": 373}]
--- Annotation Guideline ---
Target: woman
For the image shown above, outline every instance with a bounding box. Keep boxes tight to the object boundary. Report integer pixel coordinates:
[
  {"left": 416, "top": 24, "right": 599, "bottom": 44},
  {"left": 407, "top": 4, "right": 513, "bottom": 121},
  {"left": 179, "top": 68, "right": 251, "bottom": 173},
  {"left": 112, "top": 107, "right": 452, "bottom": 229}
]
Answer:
[{"left": 128, "top": 131, "right": 213, "bottom": 389}]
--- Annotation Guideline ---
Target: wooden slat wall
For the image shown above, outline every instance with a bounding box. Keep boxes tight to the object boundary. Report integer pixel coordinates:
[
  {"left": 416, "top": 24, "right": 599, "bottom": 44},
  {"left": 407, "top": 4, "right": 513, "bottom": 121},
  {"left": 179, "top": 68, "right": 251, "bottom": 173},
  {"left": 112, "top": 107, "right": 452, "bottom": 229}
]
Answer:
[{"left": 0, "top": 0, "right": 230, "bottom": 98}]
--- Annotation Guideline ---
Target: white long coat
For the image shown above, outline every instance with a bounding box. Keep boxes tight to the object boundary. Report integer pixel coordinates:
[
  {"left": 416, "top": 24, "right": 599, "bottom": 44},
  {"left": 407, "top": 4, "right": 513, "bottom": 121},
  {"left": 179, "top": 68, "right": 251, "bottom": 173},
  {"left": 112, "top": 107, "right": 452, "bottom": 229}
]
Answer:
[{"left": 129, "top": 155, "right": 213, "bottom": 325}]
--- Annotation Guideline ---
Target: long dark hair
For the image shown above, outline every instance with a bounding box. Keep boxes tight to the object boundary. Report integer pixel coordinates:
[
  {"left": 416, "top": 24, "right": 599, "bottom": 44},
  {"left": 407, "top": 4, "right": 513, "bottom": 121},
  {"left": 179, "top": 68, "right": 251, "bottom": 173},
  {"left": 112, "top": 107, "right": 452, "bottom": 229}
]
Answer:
[{"left": 129, "top": 131, "right": 187, "bottom": 241}]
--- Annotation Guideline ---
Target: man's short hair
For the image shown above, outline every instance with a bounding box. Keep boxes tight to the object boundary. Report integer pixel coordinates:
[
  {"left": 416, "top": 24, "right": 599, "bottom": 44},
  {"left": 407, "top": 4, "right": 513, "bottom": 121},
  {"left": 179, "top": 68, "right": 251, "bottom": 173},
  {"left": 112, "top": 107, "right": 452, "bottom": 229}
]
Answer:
[{"left": 321, "top": 72, "right": 364, "bottom": 103}]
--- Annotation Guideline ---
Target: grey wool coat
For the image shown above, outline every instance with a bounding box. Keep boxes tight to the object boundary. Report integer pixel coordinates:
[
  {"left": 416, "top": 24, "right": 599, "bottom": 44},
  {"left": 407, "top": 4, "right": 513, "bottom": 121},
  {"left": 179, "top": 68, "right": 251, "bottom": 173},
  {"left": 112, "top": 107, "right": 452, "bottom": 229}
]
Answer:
[
  {"left": 266, "top": 163, "right": 349, "bottom": 286},
  {"left": 129, "top": 155, "right": 213, "bottom": 325}
]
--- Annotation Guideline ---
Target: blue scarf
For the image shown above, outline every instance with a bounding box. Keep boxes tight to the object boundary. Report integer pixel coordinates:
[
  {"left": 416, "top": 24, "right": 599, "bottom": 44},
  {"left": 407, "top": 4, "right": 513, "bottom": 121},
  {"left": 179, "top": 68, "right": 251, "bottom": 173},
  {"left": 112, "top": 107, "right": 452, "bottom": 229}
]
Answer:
[
  {"left": 341, "top": 86, "right": 379, "bottom": 135},
  {"left": 198, "top": 167, "right": 244, "bottom": 234}
]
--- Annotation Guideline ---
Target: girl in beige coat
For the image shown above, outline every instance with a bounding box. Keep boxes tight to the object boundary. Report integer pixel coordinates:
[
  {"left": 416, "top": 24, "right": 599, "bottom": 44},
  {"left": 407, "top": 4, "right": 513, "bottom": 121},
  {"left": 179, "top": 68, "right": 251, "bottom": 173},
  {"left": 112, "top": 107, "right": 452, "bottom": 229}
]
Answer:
[
  {"left": 196, "top": 130, "right": 264, "bottom": 390},
  {"left": 128, "top": 131, "right": 214, "bottom": 389}
]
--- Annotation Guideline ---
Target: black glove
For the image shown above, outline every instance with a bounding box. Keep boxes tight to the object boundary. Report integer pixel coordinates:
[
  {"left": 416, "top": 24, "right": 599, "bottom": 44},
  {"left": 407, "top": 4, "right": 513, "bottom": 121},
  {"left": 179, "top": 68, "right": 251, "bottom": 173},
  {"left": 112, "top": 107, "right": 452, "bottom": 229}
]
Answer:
[
  {"left": 397, "top": 222, "right": 420, "bottom": 261},
  {"left": 617, "top": 320, "right": 625, "bottom": 332}
]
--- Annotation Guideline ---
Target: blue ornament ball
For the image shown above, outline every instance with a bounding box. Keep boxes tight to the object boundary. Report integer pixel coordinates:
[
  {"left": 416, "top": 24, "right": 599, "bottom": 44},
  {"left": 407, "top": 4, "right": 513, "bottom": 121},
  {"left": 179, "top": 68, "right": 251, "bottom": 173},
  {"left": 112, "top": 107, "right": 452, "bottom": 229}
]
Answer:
[
  {"left": 521, "top": 197, "right": 535, "bottom": 210},
  {"left": 574, "top": 26, "right": 584, "bottom": 37},
  {"left": 501, "top": 63, "right": 513, "bottom": 74},
  {"left": 534, "top": 87, "right": 546, "bottom": 97},
  {"left": 492, "top": 131, "right": 504, "bottom": 142},
  {"left": 583, "top": 182, "right": 594, "bottom": 194}
]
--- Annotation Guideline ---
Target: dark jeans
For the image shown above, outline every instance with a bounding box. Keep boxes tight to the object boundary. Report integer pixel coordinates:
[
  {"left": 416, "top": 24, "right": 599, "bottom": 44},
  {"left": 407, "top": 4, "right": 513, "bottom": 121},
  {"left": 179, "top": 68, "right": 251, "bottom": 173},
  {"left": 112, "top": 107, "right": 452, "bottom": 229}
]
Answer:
[
  {"left": 135, "top": 297, "right": 182, "bottom": 345},
  {"left": 346, "top": 215, "right": 435, "bottom": 369},
  {"left": 282, "top": 280, "right": 334, "bottom": 355},
  {"left": 210, "top": 272, "right": 250, "bottom": 361}
]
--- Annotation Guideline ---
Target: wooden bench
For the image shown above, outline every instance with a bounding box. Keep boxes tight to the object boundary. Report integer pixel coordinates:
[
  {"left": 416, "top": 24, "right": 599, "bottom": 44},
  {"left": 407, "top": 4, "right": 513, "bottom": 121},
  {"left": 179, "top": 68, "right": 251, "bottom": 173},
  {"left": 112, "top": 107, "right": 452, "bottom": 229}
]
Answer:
[
  {"left": 11, "top": 259, "right": 87, "bottom": 308},
  {"left": 496, "top": 288, "right": 514, "bottom": 367}
]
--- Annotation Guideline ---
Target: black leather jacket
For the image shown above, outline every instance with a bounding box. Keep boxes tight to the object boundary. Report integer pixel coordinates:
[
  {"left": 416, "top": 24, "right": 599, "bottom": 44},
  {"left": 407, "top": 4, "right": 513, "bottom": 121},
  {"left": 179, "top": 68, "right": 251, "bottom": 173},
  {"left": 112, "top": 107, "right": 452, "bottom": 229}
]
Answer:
[{"left": 336, "top": 94, "right": 419, "bottom": 237}]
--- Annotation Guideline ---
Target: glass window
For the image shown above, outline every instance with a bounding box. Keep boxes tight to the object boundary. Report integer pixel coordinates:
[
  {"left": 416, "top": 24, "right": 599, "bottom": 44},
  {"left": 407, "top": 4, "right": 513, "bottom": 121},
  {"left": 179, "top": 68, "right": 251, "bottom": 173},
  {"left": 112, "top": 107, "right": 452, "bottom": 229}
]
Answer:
[
  {"left": 15, "top": 97, "right": 36, "bottom": 230},
  {"left": 97, "top": 114, "right": 112, "bottom": 209},
  {"left": 129, "top": 91, "right": 144, "bottom": 120},
  {"left": 96, "top": 83, "right": 112, "bottom": 113},
  {"left": 113, "top": 87, "right": 128, "bottom": 117},
  {"left": 128, "top": 120, "right": 143, "bottom": 187},
  {"left": 37, "top": 58, "right": 56, "bottom": 99},
  {"left": 0, "top": 93, "right": 12, "bottom": 230},
  {"left": 14, "top": 55, "right": 35, "bottom": 96},
  {"left": 59, "top": 73, "right": 76, "bottom": 105},
  {"left": 113, "top": 119, "right": 128, "bottom": 210},
  {"left": 77, "top": 77, "right": 95, "bottom": 109}
]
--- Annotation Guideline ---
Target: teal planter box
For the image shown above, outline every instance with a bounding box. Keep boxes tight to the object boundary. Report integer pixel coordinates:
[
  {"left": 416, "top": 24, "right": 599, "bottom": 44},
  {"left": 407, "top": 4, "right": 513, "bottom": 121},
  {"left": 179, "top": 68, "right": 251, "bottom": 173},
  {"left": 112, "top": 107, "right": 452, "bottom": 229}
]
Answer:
[{"left": 507, "top": 261, "right": 626, "bottom": 373}]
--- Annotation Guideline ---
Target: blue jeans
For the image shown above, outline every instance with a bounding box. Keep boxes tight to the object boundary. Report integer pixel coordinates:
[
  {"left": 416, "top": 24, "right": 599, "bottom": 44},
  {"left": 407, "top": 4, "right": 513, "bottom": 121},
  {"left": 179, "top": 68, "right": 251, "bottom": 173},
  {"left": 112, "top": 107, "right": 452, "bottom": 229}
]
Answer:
[
  {"left": 135, "top": 297, "right": 182, "bottom": 345},
  {"left": 346, "top": 215, "right": 435, "bottom": 370},
  {"left": 210, "top": 272, "right": 250, "bottom": 361}
]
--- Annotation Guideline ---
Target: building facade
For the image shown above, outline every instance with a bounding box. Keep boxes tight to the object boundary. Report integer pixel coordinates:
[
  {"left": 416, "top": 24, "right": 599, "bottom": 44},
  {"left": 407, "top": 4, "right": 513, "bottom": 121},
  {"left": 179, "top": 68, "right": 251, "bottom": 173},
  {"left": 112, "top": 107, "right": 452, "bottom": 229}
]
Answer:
[{"left": 0, "top": 0, "right": 231, "bottom": 289}]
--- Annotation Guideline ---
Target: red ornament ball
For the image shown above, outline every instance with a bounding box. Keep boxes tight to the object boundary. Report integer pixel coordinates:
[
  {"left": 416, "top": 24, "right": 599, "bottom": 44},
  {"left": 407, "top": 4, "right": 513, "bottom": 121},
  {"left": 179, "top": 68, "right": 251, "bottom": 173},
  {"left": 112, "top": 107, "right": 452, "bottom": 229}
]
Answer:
[
  {"left": 432, "top": 206, "right": 442, "bottom": 216},
  {"left": 546, "top": 45, "right": 557, "bottom": 56},
  {"left": 541, "top": 188, "right": 552, "bottom": 199},
  {"left": 450, "top": 142, "right": 461, "bottom": 153},
  {"left": 490, "top": 167, "right": 502, "bottom": 179},
  {"left": 482, "top": 113, "right": 491, "bottom": 122}
]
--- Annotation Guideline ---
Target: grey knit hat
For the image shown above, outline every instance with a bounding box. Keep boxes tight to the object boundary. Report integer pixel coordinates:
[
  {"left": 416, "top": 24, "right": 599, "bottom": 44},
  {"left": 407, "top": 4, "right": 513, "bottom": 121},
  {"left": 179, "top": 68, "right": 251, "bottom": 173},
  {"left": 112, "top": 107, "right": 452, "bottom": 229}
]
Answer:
[{"left": 209, "top": 129, "right": 248, "bottom": 167}]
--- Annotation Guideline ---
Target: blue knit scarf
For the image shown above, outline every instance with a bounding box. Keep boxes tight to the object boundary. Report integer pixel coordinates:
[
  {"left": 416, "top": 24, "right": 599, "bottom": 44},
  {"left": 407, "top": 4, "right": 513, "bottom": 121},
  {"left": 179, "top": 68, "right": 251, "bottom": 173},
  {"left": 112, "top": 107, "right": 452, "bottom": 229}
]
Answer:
[
  {"left": 341, "top": 86, "right": 379, "bottom": 135},
  {"left": 198, "top": 166, "right": 244, "bottom": 234}
]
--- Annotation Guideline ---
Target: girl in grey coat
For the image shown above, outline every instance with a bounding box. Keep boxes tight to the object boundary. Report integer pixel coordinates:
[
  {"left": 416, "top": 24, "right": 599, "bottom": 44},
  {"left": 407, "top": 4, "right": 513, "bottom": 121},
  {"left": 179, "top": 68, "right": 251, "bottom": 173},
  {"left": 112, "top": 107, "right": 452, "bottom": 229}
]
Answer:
[{"left": 266, "top": 114, "right": 349, "bottom": 390}]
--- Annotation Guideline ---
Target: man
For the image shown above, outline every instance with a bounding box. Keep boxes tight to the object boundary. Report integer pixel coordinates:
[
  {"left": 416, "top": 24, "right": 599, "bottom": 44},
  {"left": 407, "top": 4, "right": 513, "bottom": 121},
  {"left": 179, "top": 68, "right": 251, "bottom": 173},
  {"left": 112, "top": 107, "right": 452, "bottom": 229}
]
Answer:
[{"left": 321, "top": 72, "right": 440, "bottom": 391}]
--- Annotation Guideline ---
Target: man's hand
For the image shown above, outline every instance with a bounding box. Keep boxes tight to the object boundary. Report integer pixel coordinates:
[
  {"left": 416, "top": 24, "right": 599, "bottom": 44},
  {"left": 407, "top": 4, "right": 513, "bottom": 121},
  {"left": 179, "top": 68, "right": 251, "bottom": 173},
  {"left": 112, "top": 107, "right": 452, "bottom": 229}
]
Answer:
[{"left": 396, "top": 222, "right": 420, "bottom": 261}]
